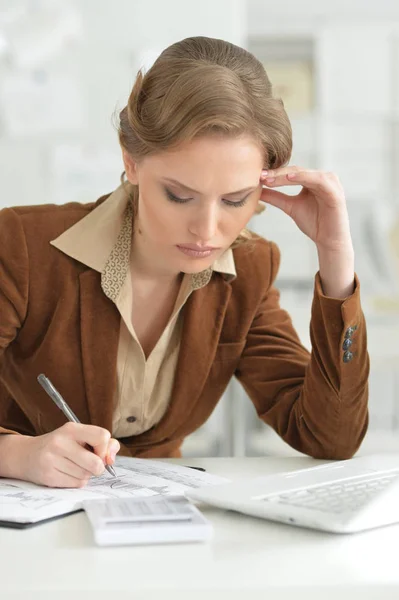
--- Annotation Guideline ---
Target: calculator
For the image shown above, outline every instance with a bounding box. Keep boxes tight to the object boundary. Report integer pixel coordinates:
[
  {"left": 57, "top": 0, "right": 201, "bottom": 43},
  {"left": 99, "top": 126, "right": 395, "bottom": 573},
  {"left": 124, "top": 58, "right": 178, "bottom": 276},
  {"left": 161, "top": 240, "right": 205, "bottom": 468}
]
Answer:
[{"left": 83, "top": 495, "right": 213, "bottom": 546}]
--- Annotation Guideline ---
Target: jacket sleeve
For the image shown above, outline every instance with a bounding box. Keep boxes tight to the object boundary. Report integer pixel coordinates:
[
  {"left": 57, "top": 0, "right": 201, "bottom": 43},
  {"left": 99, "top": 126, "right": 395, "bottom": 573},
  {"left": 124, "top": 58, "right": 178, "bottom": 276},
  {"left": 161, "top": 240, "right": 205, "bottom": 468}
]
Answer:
[
  {"left": 0, "top": 208, "right": 30, "bottom": 435},
  {"left": 235, "top": 241, "right": 369, "bottom": 460}
]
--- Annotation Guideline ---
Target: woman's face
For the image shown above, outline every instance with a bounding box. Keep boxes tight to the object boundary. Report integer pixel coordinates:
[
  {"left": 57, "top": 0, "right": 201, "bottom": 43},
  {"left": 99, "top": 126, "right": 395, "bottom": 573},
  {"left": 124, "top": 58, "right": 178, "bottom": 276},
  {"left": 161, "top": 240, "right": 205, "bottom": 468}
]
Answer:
[{"left": 124, "top": 134, "right": 264, "bottom": 277}]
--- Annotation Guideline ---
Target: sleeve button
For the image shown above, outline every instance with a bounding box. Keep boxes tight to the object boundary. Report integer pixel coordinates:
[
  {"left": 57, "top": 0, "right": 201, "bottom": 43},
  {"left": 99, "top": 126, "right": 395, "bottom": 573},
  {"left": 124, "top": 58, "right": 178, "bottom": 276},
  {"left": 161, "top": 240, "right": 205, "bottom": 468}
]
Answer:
[
  {"left": 342, "top": 338, "right": 353, "bottom": 350},
  {"left": 343, "top": 351, "right": 354, "bottom": 363},
  {"left": 345, "top": 325, "right": 357, "bottom": 338}
]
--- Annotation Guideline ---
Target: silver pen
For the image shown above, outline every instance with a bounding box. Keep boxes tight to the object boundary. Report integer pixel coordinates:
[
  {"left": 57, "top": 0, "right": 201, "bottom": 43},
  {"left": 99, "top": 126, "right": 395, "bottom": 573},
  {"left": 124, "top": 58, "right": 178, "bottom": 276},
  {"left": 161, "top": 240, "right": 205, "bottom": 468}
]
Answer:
[{"left": 37, "top": 373, "right": 117, "bottom": 477}]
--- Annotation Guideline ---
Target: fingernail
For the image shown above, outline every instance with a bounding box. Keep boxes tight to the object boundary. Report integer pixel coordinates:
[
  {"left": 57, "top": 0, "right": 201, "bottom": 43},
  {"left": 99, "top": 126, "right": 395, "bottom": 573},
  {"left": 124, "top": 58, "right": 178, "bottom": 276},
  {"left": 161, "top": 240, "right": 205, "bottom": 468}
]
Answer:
[
  {"left": 260, "top": 170, "right": 269, "bottom": 178},
  {"left": 105, "top": 452, "right": 115, "bottom": 465},
  {"left": 265, "top": 177, "right": 275, "bottom": 184}
]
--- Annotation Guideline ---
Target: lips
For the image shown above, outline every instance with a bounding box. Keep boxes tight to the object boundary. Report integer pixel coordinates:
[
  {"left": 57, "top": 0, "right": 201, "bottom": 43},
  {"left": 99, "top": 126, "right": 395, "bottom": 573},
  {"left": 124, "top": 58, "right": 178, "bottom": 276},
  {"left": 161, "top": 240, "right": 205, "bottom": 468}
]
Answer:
[
  {"left": 176, "top": 245, "right": 218, "bottom": 258},
  {"left": 177, "top": 244, "right": 217, "bottom": 251}
]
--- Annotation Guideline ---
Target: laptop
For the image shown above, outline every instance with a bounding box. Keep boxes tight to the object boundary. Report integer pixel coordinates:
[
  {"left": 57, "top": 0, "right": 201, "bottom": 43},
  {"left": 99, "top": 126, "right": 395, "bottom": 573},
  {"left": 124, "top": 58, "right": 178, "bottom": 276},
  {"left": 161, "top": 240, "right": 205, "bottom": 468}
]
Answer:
[{"left": 185, "top": 454, "right": 399, "bottom": 534}]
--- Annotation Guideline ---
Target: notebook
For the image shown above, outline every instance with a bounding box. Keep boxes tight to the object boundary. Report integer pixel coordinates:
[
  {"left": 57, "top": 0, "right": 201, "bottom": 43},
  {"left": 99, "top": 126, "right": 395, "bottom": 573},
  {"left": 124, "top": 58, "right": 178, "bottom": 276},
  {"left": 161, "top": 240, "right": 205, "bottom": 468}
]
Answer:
[
  {"left": 0, "top": 457, "right": 228, "bottom": 529},
  {"left": 186, "top": 454, "right": 399, "bottom": 534}
]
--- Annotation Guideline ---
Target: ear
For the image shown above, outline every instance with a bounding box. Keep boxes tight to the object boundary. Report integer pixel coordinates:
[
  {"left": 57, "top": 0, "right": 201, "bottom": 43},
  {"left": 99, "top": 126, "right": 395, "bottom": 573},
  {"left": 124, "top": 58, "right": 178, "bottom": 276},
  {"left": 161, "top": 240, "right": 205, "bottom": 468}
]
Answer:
[{"left": 122, "top": 150, "right": 139, "bottom": 185}]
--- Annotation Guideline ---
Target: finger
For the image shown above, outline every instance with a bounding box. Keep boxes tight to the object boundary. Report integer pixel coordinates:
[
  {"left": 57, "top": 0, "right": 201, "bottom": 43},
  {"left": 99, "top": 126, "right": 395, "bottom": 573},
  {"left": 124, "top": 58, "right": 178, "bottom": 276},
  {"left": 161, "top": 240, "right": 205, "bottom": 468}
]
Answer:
[
  {"left": 49, "top": 469, "right": 89, "bottom": 489},
  {"left": 260, "top": 165, "right": 303, "bottom": 180},
  {"left": 55, "top": 455, "right": 95, "bottom": 481},
  {"left": 64, "top": 438, "right": 105, "bottom": 476},
  {"left": 259, "top": 188, "right": 297, "bottom": 216},
  {"left": 285, "top": 171, "right": 341, "bottom": 199},
  {"left": 105, "top": 438, "right": 120, "bottom": 465},
  {"left": 262, "top": 169, "right": 336, "bottom": 195},
  {"left": 62, "top": 422, "right": 111, "bottom": 459}
]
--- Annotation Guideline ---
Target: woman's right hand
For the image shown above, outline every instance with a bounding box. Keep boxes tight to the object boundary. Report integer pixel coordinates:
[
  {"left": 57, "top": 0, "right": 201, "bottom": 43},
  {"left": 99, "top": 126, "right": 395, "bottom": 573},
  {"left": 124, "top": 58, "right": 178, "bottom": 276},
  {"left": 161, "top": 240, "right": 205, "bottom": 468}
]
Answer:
[{"left": 0, "top": 422, "right": 120, "bottom": 488}]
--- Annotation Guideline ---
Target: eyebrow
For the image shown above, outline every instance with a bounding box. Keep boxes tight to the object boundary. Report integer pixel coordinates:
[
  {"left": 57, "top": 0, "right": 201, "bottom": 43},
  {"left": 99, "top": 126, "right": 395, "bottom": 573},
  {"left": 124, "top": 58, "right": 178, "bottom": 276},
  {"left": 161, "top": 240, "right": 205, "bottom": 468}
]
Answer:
[{"left": 161, "top": 177, "right": 258, "bottom": 197}]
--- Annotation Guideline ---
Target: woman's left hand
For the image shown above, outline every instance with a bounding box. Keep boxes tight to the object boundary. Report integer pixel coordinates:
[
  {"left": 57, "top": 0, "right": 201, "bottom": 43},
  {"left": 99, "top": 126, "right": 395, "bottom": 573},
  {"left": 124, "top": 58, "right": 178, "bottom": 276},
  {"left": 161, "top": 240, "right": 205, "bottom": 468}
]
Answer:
[{"left": 259, "top": 166, "right": 352, "bottom": 253}]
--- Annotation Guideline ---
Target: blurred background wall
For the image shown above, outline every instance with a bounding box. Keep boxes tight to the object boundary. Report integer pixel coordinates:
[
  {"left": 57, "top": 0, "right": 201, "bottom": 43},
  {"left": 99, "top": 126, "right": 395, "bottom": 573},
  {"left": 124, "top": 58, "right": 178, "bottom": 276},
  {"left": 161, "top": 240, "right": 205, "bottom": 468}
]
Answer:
[{"left": 1, "top": 0, "right": 399, "bottom": 457}]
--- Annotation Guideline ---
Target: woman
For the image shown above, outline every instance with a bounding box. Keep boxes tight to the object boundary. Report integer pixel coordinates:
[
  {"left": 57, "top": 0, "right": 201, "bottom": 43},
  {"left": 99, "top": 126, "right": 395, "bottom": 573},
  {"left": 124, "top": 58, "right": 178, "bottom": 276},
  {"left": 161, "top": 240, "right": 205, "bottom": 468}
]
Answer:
[{"left": 0, "top": 36, "right": 369, "bottom": 488}]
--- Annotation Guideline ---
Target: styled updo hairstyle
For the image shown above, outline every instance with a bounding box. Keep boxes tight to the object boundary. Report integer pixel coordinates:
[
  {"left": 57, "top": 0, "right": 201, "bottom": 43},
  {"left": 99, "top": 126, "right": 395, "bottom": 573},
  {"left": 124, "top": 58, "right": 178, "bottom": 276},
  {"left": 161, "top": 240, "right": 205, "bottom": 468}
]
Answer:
[{"left": 118, "top": 36, "right": 292, "bottom": 246}]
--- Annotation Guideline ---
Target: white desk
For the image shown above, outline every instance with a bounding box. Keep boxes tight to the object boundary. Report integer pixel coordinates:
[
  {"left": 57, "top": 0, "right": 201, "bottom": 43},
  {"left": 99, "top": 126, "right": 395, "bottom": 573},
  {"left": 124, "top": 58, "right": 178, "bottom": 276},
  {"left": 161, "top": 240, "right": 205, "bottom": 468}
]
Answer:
[{"left": 2, "top": 456, "right": 399, "bottom": 600}]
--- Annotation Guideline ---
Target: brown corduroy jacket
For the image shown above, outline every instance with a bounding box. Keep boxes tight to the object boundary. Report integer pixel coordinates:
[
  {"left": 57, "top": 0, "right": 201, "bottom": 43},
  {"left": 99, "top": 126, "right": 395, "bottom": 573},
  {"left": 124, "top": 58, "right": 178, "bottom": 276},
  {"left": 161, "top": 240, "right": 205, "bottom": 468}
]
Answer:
[{"left": 0, "top": 196, "right": 369, "bottom": 460}]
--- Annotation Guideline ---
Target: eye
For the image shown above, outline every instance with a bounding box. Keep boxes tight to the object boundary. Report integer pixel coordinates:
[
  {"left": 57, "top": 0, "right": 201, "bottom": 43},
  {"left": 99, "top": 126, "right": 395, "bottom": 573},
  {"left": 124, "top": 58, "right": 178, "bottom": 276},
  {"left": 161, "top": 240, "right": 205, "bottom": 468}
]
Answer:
[
  {"left": 223, "top": 198, "right": 248, "bottom": 208},
  {"left": 164, "top": 187, "right": 249, "bottom": 207},
  {"left": 165, "top": 188, "right": 191, "bottom": 204}
]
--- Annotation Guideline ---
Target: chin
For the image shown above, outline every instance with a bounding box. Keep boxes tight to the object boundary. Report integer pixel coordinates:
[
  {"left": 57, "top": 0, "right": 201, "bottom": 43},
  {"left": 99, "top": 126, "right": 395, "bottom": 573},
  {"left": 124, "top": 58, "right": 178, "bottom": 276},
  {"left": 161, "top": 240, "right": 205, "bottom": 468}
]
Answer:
[{"left": 178, "top": 260, "right": 214, "bottom": 275}]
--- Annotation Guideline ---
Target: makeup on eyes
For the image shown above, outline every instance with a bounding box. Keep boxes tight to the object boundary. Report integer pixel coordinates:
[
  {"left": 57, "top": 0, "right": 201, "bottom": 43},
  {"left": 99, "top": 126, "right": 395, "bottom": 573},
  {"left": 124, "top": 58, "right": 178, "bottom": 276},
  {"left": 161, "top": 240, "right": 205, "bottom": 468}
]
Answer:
[
  {"left": 162, "top": 177, "right": 257, "bottom": 196},
  {"left": 163, "top": 186, "right": 253, "bottom": 207}
]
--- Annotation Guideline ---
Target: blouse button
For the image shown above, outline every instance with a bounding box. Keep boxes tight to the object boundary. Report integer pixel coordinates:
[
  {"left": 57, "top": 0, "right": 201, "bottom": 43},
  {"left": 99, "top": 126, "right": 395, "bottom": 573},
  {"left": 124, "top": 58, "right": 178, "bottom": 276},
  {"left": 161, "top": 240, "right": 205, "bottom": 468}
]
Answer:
[{"left": 126, "top": 415, "right": 137, "bottom": 423}]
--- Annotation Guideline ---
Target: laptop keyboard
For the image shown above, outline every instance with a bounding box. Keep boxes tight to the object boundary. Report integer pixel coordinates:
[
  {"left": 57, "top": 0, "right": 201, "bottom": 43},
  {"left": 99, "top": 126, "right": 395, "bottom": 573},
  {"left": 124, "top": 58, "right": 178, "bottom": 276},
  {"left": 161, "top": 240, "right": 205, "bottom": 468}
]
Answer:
[{"left": 261, "top": 472, "right": 399, "bottom": 514}]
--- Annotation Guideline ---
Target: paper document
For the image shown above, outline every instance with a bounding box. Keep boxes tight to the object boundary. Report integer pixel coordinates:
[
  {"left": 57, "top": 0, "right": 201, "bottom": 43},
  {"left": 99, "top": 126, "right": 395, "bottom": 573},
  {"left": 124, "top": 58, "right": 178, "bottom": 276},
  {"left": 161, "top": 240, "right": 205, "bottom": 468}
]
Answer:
[{"left": 0, "top": 457, "right": 228, "bottom": 525}]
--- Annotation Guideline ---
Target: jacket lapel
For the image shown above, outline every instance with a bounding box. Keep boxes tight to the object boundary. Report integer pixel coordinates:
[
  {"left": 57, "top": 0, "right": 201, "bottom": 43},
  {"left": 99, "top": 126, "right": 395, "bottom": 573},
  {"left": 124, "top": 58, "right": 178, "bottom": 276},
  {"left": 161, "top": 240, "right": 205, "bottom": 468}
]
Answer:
[
  {"left": 138, "top": 275, "right": 232, "bottom": 443},
  {"left": 79, "top": 269, "right": 120, "bottom": 431}
]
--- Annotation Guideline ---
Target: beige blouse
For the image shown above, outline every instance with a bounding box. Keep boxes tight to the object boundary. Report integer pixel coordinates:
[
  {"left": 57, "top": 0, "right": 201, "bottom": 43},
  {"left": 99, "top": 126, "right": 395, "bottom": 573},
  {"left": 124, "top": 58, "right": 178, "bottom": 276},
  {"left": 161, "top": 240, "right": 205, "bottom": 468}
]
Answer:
[{"left": 51, "top": 184, "right": 236, "bottom": 437}]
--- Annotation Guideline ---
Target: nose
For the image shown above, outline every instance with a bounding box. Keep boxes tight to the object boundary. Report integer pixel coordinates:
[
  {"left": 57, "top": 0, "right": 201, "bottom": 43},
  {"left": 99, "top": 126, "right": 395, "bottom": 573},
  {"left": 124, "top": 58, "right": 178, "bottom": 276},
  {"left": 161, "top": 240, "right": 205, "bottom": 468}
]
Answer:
[{"left": 188, "top": 202, "right": 218, "bottom": 243}]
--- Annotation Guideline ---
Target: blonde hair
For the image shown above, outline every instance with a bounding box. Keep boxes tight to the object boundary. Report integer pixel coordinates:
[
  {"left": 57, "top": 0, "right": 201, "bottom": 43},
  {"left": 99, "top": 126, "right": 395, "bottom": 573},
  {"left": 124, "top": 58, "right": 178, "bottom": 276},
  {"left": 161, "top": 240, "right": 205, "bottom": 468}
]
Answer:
[{"left": 118, "top": 36, "right": 292, "bottom": 247}]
